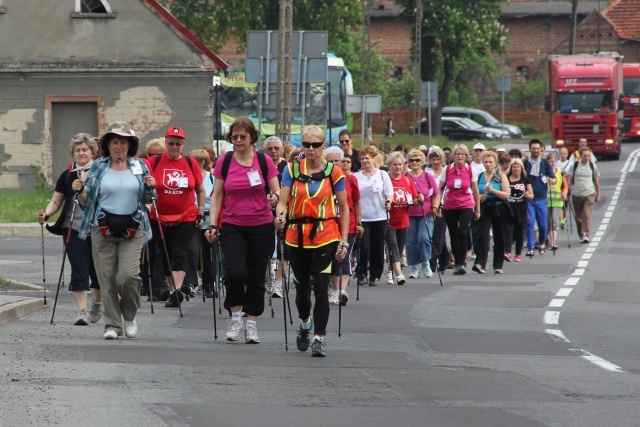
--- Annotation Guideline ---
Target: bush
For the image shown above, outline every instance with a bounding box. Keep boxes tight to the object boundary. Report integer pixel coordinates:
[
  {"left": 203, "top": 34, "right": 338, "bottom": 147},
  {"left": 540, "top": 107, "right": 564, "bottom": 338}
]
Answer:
[{"left": 513, "top": 122, "right": 540, "bottom": 136}]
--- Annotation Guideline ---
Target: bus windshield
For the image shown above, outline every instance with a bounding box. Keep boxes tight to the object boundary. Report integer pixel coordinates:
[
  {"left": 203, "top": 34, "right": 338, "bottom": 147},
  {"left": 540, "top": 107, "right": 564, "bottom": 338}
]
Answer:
[{"left": 556, "top": 91, "right": 613, "bottom": 113}]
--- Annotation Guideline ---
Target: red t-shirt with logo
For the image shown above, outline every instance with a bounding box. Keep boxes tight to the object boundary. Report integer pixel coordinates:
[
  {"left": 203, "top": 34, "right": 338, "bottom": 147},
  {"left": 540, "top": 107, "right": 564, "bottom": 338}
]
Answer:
[
  {"left": 389, "top": 175, "right": 417, "bottom": 229},
  {"left": 148, "top": 154, "right": 203, "bottom": 222}
]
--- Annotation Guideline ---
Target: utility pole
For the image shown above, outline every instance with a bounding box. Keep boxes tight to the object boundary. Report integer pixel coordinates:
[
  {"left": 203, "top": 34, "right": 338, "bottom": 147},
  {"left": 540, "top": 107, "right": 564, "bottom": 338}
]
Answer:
[
  {"left": 276, "top": 0, "right": 292, "bottom": 140},
  {"left": 361, "top": 0, "right": 371, "bottom": 145},
  {"left": 413, "top": 0, "right": 423, "bottom": 145},
  {"left": 569, "top": 0, "right": 578, "bottom": 54}
]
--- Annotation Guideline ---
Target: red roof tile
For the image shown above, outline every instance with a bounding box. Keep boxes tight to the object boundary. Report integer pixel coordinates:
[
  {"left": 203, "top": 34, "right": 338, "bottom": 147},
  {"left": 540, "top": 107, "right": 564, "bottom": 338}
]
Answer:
[{"left": 603, "top": 0, "right": 640, "bottom": 40}]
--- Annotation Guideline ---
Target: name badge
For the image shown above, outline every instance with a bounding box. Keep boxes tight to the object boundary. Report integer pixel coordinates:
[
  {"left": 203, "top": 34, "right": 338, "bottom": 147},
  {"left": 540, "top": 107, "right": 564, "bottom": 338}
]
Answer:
[
  {"left": 541, "top": 176, "right": 548, "bottom": 184},
  {"left": 428, "top": 188, "right": 434, "bottom": 197},
  {"left": 248, "top": 169, "right": 262, "bottom": 186},
  {"left": 130, "top": 162, "right": 143, "bottom": 175},
  {"left": 454, "top": 178, "right": 462, "bottom": 189},
  {"left": 178, "top": 176, "right": 189, "bottom": 188}
]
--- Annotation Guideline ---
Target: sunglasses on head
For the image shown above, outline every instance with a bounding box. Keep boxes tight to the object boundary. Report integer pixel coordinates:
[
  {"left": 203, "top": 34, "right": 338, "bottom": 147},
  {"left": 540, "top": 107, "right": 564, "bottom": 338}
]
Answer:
[{"left": 301, "top": 141, "right": 323, "bottom": 149}]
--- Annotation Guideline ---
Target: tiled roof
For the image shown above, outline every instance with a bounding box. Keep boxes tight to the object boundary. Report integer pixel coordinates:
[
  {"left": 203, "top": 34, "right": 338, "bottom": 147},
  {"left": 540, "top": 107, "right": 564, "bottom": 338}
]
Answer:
[
  {"left": 603, "top": 0, "right": 640, "bottom": 40},
  {"left": 502, "top": 1, "right": 600, "bottom": 16}
]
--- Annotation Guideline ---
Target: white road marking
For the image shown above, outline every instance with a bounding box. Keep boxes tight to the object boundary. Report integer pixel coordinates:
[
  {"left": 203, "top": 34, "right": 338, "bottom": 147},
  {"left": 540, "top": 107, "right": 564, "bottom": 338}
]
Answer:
[
  {"left": 572, "top": 269, "right": 585, "bottom": 276},
  {"left": 549, "top": 299, "right": 565, "bottom": 307},
  {"left": 577, "top": 260, "right": 589, "bottom": 268},
  {"left": 544, "top": 311, "right": 560, "bottom": 325},
  {"left": 556, "top": 288, "right": 573, "bottom": 297},
  {"left": 546, "top": 329, "right": 570, "bottom": 342},
  {"left": 564, "top": 278, "right": 579, "bottom": 286}
]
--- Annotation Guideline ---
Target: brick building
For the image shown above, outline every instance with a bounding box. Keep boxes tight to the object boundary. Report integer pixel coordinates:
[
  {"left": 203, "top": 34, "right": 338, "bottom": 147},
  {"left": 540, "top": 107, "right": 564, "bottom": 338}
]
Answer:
[{"left": 0, "top": 0, "right": 227, "bottom": 188}]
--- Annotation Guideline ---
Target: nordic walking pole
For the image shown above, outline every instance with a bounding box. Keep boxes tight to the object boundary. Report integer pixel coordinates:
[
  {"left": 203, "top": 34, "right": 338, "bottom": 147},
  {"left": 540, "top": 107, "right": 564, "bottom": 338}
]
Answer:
[
  {"left": 338, "top": 259, "right": 343, "bottom": 338},
  {"left": 50, "top": 194, "right": 78, "bottom": 325},
  {"left": 144, "top": 243, "right": 154, "bottom": 314},
  {"left": 40, "top": 224, "right": 47, "bottom": 305},
  {"left": 150, "top": 195, "right": 183, "bottom": 318},
  {"left": 267, "top": 254, "right": 275, "bottom": 318},
  {"left": 276, "top": 224, "right": 293, "bottom": 324},
  {"left": 420, "top": 203, "right": 443, "bottom": 287},
  {"left": 209, "top": 239, "right": 218, "bottom": 340},
  {"left": 384, "top": 201, "right": 393, "bottom": 284},
  {"left": 276, "top": 218, "right": 289, "bottom": 350}
]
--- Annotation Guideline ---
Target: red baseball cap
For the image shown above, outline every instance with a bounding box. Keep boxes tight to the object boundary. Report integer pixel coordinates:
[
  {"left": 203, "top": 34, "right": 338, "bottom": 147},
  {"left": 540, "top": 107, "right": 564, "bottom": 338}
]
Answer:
[{"left": 165, "top": 126, "right": 185, "bottom": 139}]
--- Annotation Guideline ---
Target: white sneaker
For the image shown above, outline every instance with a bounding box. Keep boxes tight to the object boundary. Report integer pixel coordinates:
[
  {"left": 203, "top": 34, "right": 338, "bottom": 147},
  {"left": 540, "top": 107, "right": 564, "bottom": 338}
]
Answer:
[
  {"left": 73, "top": 308, "right": 90, "bottom": 326},
  {"left": 328, "top": 293, "right": 340, "bottom": 305},
  {"left": 386, "top": 271, "right": 393, "bottom": 284},
  {"left": 396, "top": 274, "right": 406, "bottom": 286},
  {"left": 245, "top": 322, "right": 260, "bottom": 344},
  {"left": 89, "top": 302, "right": 103, "bottom": 323},
  {"left": 422, "top": 263, "right": 433, "bottom": 278},
  {"left": 581, "top": 233, "right": 590, "bottom": 243},
  {"left": 124, "top": 318, "right": 137, "bottom": 338},
  {"left": 225, "top": 319, "right": 245, "bottom": 341},
  {"left": 271, "top": 281, "right": 283, "bottom": 299},
  {"left": 103, "top": 330, "right": 118, "bottom": 340},
  {"left": 408, "top": 267, "right": 420, "bottom": 279}
]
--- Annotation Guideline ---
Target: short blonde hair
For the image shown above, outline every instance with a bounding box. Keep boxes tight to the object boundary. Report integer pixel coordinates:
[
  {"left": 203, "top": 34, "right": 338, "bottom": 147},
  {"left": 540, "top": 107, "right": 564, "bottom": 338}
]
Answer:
[
  {"left": 452, "top": 143, "right": 470, "bottom": 159},
  {"left": 302, "top": 125, "right": 325, "bottom": 142},
  {"left": 407, "top": 148, "right": 425, "bottom": 163},
  {"left": 509, "top": 157, "right": 527, "bottom": 178},
  {"left": 386, "top": 151, "right": 406, "bottom": 166},
  {"left": 146, "top": 137, "right": 166, "bottom": 154},
  {"left": 189, "top": 149, "right": 212, "bottom": 171},
  {"left": 428, "top": 147, "right": 445, "bottom": 164},
  {"left": 481, "top": 150, "right": 498, "bottom": 165}
]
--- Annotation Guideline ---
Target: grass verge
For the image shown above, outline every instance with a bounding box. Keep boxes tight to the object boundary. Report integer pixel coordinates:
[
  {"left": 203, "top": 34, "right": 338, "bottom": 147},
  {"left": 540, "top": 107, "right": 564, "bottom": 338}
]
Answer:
[{"left": 0, "top": 189, "right": 61, "bottom": 223}]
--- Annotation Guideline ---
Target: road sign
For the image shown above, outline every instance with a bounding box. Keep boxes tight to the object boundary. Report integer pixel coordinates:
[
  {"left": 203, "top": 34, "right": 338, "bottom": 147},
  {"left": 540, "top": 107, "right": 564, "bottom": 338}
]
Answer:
[
  {"left": 497, "top": 76, "right": 511, "bottom": 92},
  {"left": 346, "top": 95, "right": 382, "bottom": 114},
  {"left": 420, "top": 81, "right": 438, "bottom": 108}
]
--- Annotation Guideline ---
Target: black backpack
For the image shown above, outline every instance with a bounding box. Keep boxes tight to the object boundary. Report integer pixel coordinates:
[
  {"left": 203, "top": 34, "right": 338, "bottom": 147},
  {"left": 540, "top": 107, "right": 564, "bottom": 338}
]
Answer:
[{"left": 220, "top": 151, "right": 269, "bottom": 192}]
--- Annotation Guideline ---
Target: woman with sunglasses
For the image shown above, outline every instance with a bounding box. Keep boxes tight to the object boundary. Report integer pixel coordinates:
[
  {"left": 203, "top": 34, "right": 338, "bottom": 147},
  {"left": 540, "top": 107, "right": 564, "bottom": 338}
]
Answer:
[
  {"left": 275, "top": 126, "right": 349, "bottom": 357},
  {"left": 206, "top": 118, "right": 279, "bottom": 344},
  {"left": 338, "top": 129, "right": 361, "bottom": 172},
  {"left": 405, "top": 149, "right": 441, "bottom": 279},
  {"left": 148, "top": 126, "right": 206, "bottom": 308},
  {"left": 354, "top": 145, "right": 394, "bottom": 287}
]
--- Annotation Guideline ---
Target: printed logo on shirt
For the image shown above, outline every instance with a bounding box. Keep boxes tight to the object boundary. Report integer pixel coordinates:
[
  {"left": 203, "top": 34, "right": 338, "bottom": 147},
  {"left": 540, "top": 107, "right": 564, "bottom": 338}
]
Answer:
[
  {"left": 393, "top": 187, "right": 411, "bottom": 207},
  {"left": 163, "top": 168, "right": 187, "bottom": 192}
]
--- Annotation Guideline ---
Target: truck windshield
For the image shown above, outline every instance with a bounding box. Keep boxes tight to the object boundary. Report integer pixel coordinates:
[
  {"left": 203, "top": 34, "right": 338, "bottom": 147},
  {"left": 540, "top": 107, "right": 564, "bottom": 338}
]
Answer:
[
  {"left": 556, "top": 91, "right": 613, "bottom": 113},
  {"left": 624, "top": 77, "right": 640, "bottom": 96}
]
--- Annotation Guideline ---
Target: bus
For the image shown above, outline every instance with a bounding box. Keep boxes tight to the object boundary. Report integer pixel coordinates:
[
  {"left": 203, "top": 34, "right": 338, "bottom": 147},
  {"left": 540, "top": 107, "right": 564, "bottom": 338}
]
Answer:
[{"left": 217, "top": 53, "right": 353, "bottom": 147}]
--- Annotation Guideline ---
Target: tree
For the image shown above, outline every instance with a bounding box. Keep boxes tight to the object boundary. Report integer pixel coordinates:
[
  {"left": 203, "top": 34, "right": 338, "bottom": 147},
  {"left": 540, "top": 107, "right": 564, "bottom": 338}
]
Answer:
[{"left": 396, "top": 0, "right": 507, "bottom": 135}]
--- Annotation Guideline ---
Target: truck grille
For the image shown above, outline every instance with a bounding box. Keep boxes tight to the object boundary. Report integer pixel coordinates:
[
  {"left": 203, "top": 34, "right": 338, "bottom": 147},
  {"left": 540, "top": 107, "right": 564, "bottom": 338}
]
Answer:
[{"left": 560, "top": 117, "right": 606, "bottom": 139}]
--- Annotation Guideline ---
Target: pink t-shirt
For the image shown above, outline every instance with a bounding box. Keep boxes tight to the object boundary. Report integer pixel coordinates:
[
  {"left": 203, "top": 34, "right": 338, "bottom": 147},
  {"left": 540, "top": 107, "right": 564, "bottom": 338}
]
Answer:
[
  {"left": 213, "top": 153, "right": 279, "bottom": 226},
  {"left": 406, "top": 170, "right": 440, "bottom": 217},
  {"left": 439, "top": 163, "right": 476, "bottom": 210}
]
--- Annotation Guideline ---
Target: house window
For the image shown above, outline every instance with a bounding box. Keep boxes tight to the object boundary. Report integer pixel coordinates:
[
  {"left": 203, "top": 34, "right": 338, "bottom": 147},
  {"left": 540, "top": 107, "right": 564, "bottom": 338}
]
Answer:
[
  {"left": 516, "top": 66, "right": 530, "bottom": 83},
  {"left": 72, "top": 0, "right": 116, "bottom": 17},
  {"left": 392, "top": 67, "right": 403, "bottom": 81}
]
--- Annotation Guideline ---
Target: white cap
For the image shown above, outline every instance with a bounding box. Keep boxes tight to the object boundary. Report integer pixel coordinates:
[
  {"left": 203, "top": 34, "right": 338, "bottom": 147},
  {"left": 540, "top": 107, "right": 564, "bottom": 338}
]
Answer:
[
  {"left": 473, "top": 143, "right": 486, "bottom": 150},
  {"left": 418, "top": 145, "right": 428, "bottom": 150},
  {"left": 496, "top": 147, "right": 507, "bottom": 153}
]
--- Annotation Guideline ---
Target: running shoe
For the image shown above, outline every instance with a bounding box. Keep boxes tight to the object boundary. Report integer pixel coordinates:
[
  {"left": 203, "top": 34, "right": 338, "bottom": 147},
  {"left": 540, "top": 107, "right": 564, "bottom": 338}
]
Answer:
[
  {"left": 494, "top": 269, "right": 503, "bottom": 274},
  {"left": 296, "top": 317, "right": 313, "bottom": 352},
  {"left": 386, "top": 271, "right": 393, "bottom": 284},
  {"left": 164, "top": 290, "right": 184, "bottom": 308},
  {"left": 181, "top": 283, "right": 196, "bottom": 298},
  {"left": 472, "top": 264, "right": 485, "bottom": 274},
  {"left": 328, "top": 293, "right": 339, "bottom": 305},
  {"left": 422, "top": 263, "right": 433, "bottom": 278},
  {"left": 310, "top": 338, "right": 326, "bottom": 357},
  {"left": 526, "top": 249, "right": 535, "bottom": 257},
  {"left": 245, "top": 322, "right": 260, "bottom": 344},
  {"left": 103, "top": 330, "right": 118, "bottom": 340},
  {"left": 74, "top": 308, "right": 90, "bottom": 326},
  {"left": 124, "top": 318, "right": 137, "bottom": 338},
  {"left": 368, "top": 278, "right": 379, "bottom": 287},
  {"left": 504, "top": 252, "right": 512, "bottom": 262},
  {"left": 514, "top": 255, "right": 522, "bottom": 262},
  {"left": 358, "top": 276, "right": 368, "bottom": 286},
  {"left": 453, "top": 265, "right": 467, "bottom": 275},
  {"left": 580, "top": 233, "right": 590, "bottom": 243},
  {"left": 396, "top": 274, "right": 406, "bottom": 285},
  {"left": 271, "top": 282, "right": 283, "bottom": 299},
  {"left": 89, "top": 302, "right": 103, "bottom": 323},
  {"left": 408, "top": 267, "right": 420, "bottom": 279},
  {"left": 225, "top": 319, "right": 245, "bottom": 341}
]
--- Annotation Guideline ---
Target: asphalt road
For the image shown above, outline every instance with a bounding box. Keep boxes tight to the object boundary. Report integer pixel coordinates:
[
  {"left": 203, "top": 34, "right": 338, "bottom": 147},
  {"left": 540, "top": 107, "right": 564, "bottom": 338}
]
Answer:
[{"left": 1, "top": 147, "right": 639, "bottom": 427}]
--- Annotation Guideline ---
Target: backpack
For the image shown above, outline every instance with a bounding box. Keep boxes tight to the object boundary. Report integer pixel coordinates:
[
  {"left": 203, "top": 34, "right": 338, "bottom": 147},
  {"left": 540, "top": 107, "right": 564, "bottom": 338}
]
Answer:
[
  {"left": 153, "top": 153, "right": 196, "bottom": 176},
  {"left": 446, "top": 162, "right": 473, "bottom": 181},
  {"left": 220, "top": 151, "right": 270, "bottom": 192},
  {"left": 290, "top": 160, "right": 335, "bottom": 187},
  {"left": 571, "top": 161, "right": 596, "bottom": 185}
]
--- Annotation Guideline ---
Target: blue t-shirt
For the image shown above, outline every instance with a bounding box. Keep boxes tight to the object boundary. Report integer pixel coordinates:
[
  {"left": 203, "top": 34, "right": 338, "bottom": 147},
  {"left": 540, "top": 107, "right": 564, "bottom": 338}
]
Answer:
[
  {"left": 98, "top": 169, "right": 139, "bottom": 215},
  {"left": 478, "top": 171, "right": 503, "bottom": 205}
]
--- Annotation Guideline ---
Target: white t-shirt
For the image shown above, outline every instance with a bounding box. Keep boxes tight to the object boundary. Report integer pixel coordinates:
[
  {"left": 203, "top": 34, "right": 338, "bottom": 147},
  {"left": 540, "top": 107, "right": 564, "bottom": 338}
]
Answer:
[
  {"left": 355, "top": 169, "right": 394, "bottom": 222},
  {"left": 566, "top": 161, "right": 599, "bottom": 197},
  {"left": 471, "top": 160, "right": 485, "bottom": 177}
]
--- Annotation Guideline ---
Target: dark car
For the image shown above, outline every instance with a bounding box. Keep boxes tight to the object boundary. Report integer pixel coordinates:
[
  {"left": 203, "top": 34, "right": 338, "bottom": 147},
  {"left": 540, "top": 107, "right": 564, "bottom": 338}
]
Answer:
[
  {"left": 439, "top": 117, "right": 496, "bottom": 141},
  {"left": 442, "top": 107, "right": 523, "bottom": 138}
]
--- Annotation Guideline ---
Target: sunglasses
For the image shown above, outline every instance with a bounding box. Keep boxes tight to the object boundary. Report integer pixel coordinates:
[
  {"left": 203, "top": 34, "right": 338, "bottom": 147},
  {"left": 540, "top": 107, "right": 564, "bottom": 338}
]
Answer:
[
  {"left": 302, "top": 141, "right": 323, "bottom": 149},
  {"left": 231, "top": 134, "right": 249, "bottom": 141},
  {"left": 408, "top": 158, "right": 421, "bottom": 163},
  {"left": 339, "top": 139, "right": 350, "bottom": 144},
  {"left": 167, "top": 142, "right": 183, "bottom": 147}
]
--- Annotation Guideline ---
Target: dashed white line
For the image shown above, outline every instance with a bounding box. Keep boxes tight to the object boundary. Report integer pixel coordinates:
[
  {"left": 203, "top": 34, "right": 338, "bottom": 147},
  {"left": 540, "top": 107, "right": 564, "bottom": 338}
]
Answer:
[
  {"left": 564, "top": 278, "right": 580, "bottom": 286},
  {"left": 572, "top": 269, "right": 585, "bottom": 276},
  {"left": 556, "top": 288, "right": 573, "bottom": 297},
  {"left": 544, "top": 311, "right": 560, "bottom": 325},
  {"left": 549, "top": 299, "right": 565, "bottom": 307},
  {"left": 577, "top": 260, "right": 589, "bottom": 268}
]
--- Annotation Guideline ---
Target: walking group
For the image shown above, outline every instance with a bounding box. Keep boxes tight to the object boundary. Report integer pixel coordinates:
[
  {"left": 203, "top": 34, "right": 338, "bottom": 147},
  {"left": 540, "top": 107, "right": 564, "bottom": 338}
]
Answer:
[{"left": 36, "top": 118, "right": 600, "bottom": 358}]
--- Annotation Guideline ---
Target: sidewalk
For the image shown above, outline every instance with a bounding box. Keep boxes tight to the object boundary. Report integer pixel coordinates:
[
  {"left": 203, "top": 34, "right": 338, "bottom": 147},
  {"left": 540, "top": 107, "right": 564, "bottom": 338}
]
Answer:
[{"left": 0, "top": 223, "right": 50, "bottom": 324}]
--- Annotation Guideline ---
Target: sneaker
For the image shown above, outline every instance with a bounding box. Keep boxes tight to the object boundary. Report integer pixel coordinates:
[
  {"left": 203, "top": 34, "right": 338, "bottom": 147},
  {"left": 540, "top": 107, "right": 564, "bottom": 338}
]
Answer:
[
  {"left": 526, "top": 249, "right": 535, "bottom": 257},
  {"left": 181, "top": 283, "right": 196, "bottom": 298},
  {"left": 225, "top": 318, "right": 245, "bottom": 341},
  {"left": 422, "top": 263, "right": 433, "bottom": 278},
  {"left": 401, "top": 257, "right": 408, "bottom": 267},
  {"left": 296, "top": 317, "right": 313, "bottom": 352},
  {"left": 453, "top": 265, "right": 466, "bottom": 275},
  {"left": 386, "top": 271, "right": 393, "bottom": 285},
  {"left": 472, "top": 264, "right": 485, "bottom": 274},
  {"left": 339, "top": 291, "right": 349, "bottom": 306},
  {"left": 538, "top": 243, "right": 546, "bottom": 253},
  {"left": 205, "top": 290, "right": 216, "bottom": 299},
  {"left": 396, "top": 274, "right": 406, "bottom": 286},
  {"left": 271, "top": 282, "right": 283, "bottom": 299},
  {"left": 504, "top": 252, "right": 512, "bottom": 262},
  {"left": 560, "top": 219, "right": 566, "bottom": 229},
  {"left": 103, "top": 330, "right": 118, "bottom": 340},
  {"left": 328, "top": 293, "right": 340, "bottom": 305},
  {"left": 310, "top": 338, "right": 326, "bottom": 357},
  {"left": 408, "top": 267, "right": 420, "bottom": 279},
  {"left": 89, "top": 302, "right": 103, "bottom": 323},
  {"left": 245, "top": 322, "right": 260, "bottom": 344},
  {"left": 124, "top": 318, "right": 137, "bottom": 338},
  {"left": 358, "top": 276, "right": 368, "bottom": 286},
  {"left": 164, "top": 290, "right": 184, "bottom": 308},
  {"left": 73, "top": 308, "right": 90, "bottom": 326},
  {"left": 368, "top": 278, "right": 378, "bottom": 287},
  {"left": 494, "top": 269, "right": 503, "bottom": 274},
  {"left": 514, "top": 255, "right": 522, "bottom": 262},
  {"left": 550, "top": 245, "right": 558, "bottom": 251},
  {"left": 581, "top": 233, "right": 590, "bottom": 243},
  {"left": 157, "top": 287, "right": 170, "bottom": 302}
]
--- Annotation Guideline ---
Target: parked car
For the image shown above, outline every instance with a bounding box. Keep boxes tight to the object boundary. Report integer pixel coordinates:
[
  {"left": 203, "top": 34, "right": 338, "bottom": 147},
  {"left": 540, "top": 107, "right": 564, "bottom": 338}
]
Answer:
[
  {"left": 440, "top": 117, "right": 496, "bottom": 141},
  {"left": 442, "top": 107, "right": 523, "bottom": 138},
  {"left": 454, "top": 117, "right": 511, "bottom": 139}
]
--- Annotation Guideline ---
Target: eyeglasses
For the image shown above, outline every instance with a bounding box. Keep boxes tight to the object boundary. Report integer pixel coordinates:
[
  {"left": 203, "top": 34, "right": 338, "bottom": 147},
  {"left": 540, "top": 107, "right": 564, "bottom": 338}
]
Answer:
[
  {"left": 231, "top": 134, "right": 249, "bottom": 141},
  {"left": 339, "top": 139, "right": 350, "bottom": 144},
  {"left": 302, "top": 141, "right": 323, "bottom": 149},
  {"left": 408, "top": 158, "right": 421, "bottom": 163},
  {"left": 167, "top": 142, "right": 183, "bottom": 147}
]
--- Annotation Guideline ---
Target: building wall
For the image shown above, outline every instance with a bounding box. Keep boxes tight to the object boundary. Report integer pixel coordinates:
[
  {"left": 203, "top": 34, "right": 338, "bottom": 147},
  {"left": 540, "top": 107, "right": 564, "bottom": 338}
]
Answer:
[{"left": 371, "top": 16, "right": 412, "bottom": 77}]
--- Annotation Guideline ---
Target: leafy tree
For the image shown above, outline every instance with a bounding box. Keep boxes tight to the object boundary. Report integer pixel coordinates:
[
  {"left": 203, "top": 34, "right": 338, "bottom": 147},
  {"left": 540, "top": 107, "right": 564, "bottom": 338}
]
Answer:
[
  {"left": 507, "top": 76, "right": 545, "bottom": 109},
  {"left": 396, "top": 0, "right": 507, "bottom": 134}
]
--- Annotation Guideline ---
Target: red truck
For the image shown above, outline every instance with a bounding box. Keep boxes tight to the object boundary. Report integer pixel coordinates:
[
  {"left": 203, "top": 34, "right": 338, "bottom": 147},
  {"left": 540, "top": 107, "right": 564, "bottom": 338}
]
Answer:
[
  {"left": 545, "top": 53, "right": 624, "bottom": 160},
  {"left": 622, "top": 63, "right": 640, "bottom": 141}
]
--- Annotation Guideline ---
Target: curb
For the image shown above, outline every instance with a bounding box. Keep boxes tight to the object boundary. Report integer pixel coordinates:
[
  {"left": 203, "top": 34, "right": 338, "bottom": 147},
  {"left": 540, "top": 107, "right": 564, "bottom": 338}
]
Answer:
[
  {"left": 0, "top": 298, "right": 49, "bottom": 327},
  {"left": 0, "top": 223, "right": 45, "bottom": 237}
]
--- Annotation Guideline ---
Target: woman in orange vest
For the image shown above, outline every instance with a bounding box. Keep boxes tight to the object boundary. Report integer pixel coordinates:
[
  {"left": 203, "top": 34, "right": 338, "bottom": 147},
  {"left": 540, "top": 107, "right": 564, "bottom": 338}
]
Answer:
[{"left": 275, "top": 125, "right": 349, "bottom": 358}]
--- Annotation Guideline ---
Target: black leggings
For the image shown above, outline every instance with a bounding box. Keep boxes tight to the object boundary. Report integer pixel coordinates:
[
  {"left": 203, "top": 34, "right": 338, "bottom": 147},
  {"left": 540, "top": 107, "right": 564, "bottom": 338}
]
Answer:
[
  {"left": 288, "top": 242, "right": 338, "bottom": 336},
  {"left": 220, "top": 222, "right": 274, "bottom": 317},
  {"left": 150, "top": 220, "right": 197, "bottom": 275},
  {"left": 359, "top": 220, "right": 387, "bottom": 281},
  {"left": 442, "top": 208, "right": 473, "bottom": 267}
]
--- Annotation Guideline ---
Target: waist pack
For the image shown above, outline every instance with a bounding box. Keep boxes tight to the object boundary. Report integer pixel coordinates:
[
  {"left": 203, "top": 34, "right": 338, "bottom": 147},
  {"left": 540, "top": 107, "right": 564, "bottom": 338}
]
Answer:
[
  {"left": 96, "top": 207, "right": 141, "bottom": 238},
  {"left": 158, "top": 211, "right": 190, "bottom": 227}
]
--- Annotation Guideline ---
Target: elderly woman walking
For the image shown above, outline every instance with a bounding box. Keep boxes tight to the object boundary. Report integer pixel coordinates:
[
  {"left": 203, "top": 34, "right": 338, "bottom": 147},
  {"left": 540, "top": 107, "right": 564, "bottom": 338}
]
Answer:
[{"left": 74, "top": 122, "right": 156, "bottom": 340}]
